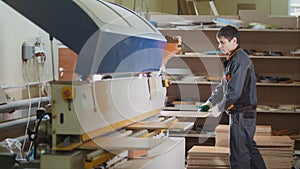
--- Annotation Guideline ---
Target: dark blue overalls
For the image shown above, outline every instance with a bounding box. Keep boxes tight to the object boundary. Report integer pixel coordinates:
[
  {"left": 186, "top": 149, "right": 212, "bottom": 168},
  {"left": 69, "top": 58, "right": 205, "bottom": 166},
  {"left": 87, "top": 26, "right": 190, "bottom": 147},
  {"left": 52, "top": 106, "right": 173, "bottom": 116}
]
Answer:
[{"left": 209, "top": 48, "right": 266, "bottom": 169}]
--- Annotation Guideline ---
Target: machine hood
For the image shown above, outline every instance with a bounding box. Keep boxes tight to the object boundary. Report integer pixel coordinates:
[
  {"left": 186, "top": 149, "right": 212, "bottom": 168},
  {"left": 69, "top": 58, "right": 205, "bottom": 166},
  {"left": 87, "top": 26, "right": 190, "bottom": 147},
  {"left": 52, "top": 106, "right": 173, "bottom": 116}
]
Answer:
[{"left": 2, "top": 0, "right": 166, "bottom": 76}]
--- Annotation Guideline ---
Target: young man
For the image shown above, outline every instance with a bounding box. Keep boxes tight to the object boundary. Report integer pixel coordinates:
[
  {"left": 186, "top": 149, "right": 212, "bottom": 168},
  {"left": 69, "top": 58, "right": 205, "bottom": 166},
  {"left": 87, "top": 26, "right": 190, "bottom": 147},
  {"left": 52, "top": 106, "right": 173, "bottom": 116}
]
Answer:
[{"left": 199, "top": 25, "right": 266, "bottom": 169}]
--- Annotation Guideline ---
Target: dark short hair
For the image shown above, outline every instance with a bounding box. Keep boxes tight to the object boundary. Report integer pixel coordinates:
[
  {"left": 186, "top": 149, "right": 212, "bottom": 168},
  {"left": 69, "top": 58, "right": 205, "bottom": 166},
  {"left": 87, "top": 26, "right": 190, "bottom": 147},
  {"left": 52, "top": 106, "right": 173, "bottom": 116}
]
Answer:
[{"left": 217, "top": 25, "right": 240, "bottom": 43}]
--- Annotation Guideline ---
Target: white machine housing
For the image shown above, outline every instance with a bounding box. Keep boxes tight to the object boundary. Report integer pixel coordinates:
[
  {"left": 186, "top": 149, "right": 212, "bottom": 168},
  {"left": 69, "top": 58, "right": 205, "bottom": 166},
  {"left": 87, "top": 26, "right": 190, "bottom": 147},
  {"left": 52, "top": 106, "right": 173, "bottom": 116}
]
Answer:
[{"left": 51, "top": 76, "right": 166, "bottom": 137}]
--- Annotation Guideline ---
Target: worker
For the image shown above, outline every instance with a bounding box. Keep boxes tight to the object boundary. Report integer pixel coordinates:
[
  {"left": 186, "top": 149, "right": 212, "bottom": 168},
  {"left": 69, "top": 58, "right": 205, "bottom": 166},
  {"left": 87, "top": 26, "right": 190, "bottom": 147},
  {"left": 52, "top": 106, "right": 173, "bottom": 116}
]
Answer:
[{"left": 198, "top": 25, "right": 266, "bottom": 169}]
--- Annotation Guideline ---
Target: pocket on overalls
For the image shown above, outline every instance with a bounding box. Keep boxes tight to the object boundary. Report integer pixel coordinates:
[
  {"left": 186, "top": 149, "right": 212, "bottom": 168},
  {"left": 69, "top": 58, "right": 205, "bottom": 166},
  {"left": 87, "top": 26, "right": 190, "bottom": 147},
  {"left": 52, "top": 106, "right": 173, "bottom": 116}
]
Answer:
[{"left": 242, "top": 111, "right": 255, "bottom": 128}]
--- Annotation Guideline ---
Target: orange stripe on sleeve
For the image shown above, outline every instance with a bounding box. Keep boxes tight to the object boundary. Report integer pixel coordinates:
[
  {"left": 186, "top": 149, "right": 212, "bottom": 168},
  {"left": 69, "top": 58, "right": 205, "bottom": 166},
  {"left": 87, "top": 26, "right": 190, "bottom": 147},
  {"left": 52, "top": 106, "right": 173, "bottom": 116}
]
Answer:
[{"left": 227, "top": 104, "right": 234, "bottom": 110}]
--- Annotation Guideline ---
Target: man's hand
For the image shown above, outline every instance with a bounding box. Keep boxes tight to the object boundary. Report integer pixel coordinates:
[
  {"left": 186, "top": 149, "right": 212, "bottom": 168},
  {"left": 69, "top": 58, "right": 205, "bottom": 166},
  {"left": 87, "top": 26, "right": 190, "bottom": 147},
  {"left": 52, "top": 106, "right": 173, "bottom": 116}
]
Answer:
[{"left": 198, "top": 100, "right": 212, "bottom": 112}]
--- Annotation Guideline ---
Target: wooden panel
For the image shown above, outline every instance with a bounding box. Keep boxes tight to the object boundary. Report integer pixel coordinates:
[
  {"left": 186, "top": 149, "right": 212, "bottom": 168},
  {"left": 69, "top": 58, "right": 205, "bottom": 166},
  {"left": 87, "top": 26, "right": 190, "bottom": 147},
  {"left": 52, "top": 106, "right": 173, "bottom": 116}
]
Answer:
[
  {"left": 188, "top": 146, "right": 229, "bottom": 155},
  {"left": 160, "top": 110, "right": 210, "bottom": 118},
  {"left": 188, "top": 137, "right": 294, "bottom": 169},
  {"left": 127, "top": 121, "right": 194, "bottom": 131},
  {"left": 79, "top": 137, "right": 167, "bottom": 150},
  {"left": 58, "top": 47, "right": 78, "bottom": 80},
  {"left": 215, "top": 124, "right": 272, "bottom": 134},
  {"left": 254, "top": 136, "right": 294, "bottom": 147}
]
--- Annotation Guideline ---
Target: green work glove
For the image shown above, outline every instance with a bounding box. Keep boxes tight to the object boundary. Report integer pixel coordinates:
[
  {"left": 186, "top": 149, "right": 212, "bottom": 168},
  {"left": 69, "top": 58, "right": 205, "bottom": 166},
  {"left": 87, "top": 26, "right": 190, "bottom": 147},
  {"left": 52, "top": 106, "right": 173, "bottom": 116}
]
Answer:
[{"left": 198, "top": 100, "right": 212, "bottom": 112}]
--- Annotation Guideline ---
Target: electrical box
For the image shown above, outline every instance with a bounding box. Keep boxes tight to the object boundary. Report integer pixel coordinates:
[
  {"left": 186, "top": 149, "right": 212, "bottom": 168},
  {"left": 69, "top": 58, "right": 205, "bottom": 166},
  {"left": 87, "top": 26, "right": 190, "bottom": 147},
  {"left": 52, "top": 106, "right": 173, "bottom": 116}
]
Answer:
[{"left": 22, "top": 43, "right": 35, "bottom": 61}]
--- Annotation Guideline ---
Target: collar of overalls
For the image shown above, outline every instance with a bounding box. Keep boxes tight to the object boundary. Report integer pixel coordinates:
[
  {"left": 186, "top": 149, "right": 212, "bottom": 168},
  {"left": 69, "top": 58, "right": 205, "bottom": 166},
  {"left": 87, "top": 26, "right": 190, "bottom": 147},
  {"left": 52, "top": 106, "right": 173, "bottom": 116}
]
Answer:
[{"left": 226, "top": 45, "right": 241, "bottom": 60}]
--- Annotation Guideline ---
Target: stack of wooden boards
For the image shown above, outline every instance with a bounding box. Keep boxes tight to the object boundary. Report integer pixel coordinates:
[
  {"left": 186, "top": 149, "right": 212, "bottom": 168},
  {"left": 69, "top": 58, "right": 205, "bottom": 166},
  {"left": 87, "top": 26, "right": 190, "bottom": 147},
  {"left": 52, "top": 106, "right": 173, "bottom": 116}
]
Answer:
[
  {"left": 215, "top": 124, "right": 272, "bottom": 147},
  {"left": 186, "top": 125, "right": 295, "bottom": 169},
  {"left": 187, "top": 146, "right": 230, "bottom": 168}
]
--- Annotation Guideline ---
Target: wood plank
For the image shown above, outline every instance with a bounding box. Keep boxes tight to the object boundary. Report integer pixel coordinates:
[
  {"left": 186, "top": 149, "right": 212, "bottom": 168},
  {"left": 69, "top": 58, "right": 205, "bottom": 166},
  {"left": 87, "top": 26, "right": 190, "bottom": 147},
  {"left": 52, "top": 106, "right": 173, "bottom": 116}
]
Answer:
[
  {"left": 128, "top": 149, "right": 148, "bottom": 159},
  {"left": 187, "top": 166, "right": 229, "bottom": 169},
  {"left": 170, "top": 122, "right": 194, "bottom": 130},
  {"left": 160, "top": 110, "right": 210, "bottom": 118},
  {"left": 254, "top": 136, "right": 294, "bottom": 147},
  {"left": 187, "top": 156, "right": 228, "bottom": 160},
  {"left": 216, "top": 133, "right": 294, "bottom": 147},
  {"left": 188, "top": 146, "right": 229, "bottom": 155},
  {"left": 58, "top": 47, "right": 78, "bottom": 80},
  {"left": 127, "top": 121, "right": 194, "bottom": 131},
  {"left": 79, "top": 137, "right": 167, "bottom": 150},
  {"left": 262, "top": 156, "right": 293, "bottom": 163},
  {"left": 259, "top": 146, "right": 294, "bottom": 151},
  {"left": 215, "top": 124, "right": 272, "bottom": 134},
  {"left": 187, "top": 159, "right": 229, "bottom": 165}
]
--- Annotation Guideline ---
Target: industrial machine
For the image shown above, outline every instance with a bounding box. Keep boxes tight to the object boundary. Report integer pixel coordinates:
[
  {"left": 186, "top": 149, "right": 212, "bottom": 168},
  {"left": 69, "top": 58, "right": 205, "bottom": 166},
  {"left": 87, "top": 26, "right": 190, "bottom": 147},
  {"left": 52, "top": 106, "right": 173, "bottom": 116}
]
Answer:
[
  {"left": 1, "top": 0, "right": 188, "bottom": 168},
  {"left": 40, "top": 75, "right": 185, "bottom": 169}
]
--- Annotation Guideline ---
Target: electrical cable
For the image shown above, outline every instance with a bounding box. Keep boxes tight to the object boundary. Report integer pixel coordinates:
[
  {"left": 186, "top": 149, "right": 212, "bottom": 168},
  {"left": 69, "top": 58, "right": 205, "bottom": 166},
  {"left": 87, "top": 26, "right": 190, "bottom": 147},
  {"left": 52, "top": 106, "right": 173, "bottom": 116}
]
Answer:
[
  {"left": 36, "top": 54, "right": 42, "bottom": 109},
  {"left": 20, "top": 37, "right": 52, "bottom": 159},
  {"left": 21, "top": 83, "right": 32, "bottom": 154},
  {"left": 21, "top": 59, "right": 36, "bottom": 159},
  {"left": 19, "top": 36, "right": 52, "bottom": 160},
  {"left": 32, "top": 112, "right": 51, "bottom": 159},
  {"left": 26, "top": 37, "right": 49, "bottom": 159}
]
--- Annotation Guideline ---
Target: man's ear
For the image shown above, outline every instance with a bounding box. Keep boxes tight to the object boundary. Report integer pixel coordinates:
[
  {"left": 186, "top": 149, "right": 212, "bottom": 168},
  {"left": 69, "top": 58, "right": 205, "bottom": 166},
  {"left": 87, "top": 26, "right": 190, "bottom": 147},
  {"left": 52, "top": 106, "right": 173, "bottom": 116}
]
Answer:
[{"left": 232, "top": 37, "right": 238, "bottom": 44}]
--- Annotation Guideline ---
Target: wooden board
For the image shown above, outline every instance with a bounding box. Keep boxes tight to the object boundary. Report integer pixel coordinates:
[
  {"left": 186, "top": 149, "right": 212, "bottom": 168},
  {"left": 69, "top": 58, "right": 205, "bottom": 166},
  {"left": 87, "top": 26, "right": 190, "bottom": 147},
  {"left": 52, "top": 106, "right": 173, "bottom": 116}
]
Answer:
[
  {"left": 127, "top": 121, "right": 194, "bottom": 131},
  {"left": 58, "top": 47, "right": 78, "bottom": 80},
  {"left": 187, "top": 159, "right": 229, "bottom": 166},
  {"left": 214, "top": 134, "right": 294, "bottom": 169},
  {"left": 188, "top": 146, "right": 229, "bottom": 155},
  {"left": 160, "top": 110, "right": 210, "bottom": 118},
  {"left": 187, "top": 145, "right": 294, "bottom": 169},
  {"left": 187, "top": 166, "right": 229, "bottom": 169},
  {"left": 254, "top": 136, "right": 294, "bottom": 147},
  {"left": 79, "top": 137, "right": 166, "bottom": 150},
  {"left": 215, "top": 124, "right": 272, "bottom": 134},
  {"left": 216, "top": 135, "right": 294, "bottom": 147},
  {"left": 187, "top": 146, "right": 230, "bottom": 168}
]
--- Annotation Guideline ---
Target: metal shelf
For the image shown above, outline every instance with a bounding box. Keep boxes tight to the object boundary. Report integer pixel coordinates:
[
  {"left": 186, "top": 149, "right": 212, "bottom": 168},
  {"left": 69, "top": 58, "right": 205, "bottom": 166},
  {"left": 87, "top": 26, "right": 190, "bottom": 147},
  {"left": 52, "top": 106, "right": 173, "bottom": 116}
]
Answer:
[
  {"left": 163, "top": 107, "right": 300, "bottom": 114},
  {"left": 170, "top": 80, "right": 300, "bottom": 87},
  {"left": 173, "top": 53, "right": 300, "bottom": 60}
]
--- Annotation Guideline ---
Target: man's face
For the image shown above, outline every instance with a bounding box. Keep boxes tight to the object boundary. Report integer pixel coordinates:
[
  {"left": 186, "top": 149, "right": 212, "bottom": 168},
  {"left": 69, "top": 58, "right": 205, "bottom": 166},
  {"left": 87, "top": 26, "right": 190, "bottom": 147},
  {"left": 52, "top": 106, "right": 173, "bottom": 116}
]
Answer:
[{"left": 217, "top": 36, "right": 237, "bottom": 54}]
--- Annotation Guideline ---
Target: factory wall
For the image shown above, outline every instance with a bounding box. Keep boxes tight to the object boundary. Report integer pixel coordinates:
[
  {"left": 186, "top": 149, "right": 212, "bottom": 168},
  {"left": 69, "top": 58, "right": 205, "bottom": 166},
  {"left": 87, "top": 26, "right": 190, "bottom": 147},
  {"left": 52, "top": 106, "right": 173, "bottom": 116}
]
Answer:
[
  {"left": 0, "top": 2, "right": 58, "bottom": 100},
  {"left": 115, "top": 0, "right": 289, "bottom": 16},
  {"left": 197, "top": 0, "right": 289, "bottom": 15},
  {"left": 0, "top": 0, "right": 291, "bottom": 99}
]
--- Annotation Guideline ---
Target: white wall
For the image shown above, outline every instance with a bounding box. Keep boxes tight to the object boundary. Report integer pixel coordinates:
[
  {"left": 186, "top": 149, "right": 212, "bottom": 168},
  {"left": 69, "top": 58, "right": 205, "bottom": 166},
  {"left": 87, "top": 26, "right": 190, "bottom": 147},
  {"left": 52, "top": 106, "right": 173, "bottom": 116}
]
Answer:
[{"left": 0, "top": 2, "right": 58, "bottom": 99}]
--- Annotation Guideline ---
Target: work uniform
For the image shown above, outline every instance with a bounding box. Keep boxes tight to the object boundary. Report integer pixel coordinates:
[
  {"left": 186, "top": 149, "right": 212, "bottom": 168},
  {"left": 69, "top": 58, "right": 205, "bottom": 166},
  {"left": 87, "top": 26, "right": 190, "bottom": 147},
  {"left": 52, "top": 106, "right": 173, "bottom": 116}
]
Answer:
[{"left": 208, "top": 47, "right": 266, "bottom": 169}]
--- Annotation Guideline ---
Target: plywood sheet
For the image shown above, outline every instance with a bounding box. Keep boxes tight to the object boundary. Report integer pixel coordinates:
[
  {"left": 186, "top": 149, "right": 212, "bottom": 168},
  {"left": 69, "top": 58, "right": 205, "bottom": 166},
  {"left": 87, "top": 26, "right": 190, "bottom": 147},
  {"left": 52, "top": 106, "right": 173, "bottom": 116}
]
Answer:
[
  {"left": 216, "top": 135, "right": 294, "bottom": 147},
  {"left": 160, "top": 110, "right": 210, "bottom": 118},
  {"left": 254, "top": 136, "right": 294, "bottom": 147},
  {"left": 187, "top": 166, "right": 229, "bottom": 169},
  {"left": 187, "top": 159, "right": 229, "bottom": 166},
  {"left": 215, "top": 124, "right": 271, "bottom": 134},
  {"left": 127, "top": 121, "right": 194, "bottom": 131},
  {"left": 79, "top": 137, "right": 166, "bottom": 150},
  {"left": 188, "top": 146, "right": 229, "bottom": 155}
]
